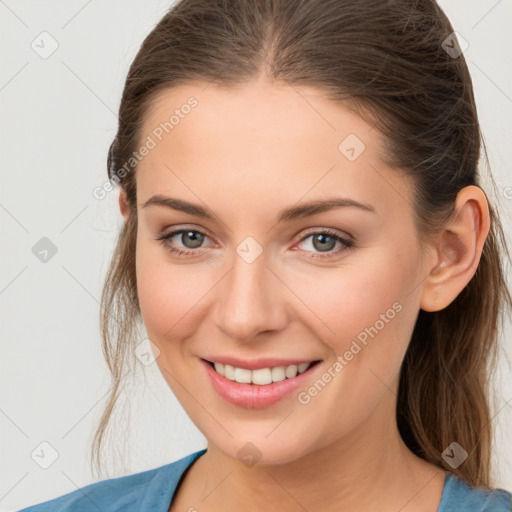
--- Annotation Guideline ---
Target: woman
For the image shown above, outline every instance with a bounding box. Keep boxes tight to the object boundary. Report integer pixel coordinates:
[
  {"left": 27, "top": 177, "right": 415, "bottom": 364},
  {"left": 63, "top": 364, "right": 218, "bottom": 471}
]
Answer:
[{"left": 18, "top": 0, "right": 512, "bottom": 510}]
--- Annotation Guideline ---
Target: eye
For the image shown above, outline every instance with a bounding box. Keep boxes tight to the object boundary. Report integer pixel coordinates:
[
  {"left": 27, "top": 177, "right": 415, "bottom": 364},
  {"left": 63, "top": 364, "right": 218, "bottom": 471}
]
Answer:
[
  {"left": 155, "top": 227, "right": 212, "bottom": 257},
  {"left": 155, "top": 226, "right": 355, "bottom": 260},
  {"left": 294, "top": 229, "right": 354, "bottom": 260}
]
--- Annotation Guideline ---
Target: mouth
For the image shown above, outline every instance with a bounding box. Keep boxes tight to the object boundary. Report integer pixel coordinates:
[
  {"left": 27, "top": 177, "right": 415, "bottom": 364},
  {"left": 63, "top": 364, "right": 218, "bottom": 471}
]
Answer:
[
  {"left": 204, "top": 359, "right": 322, "bottom": 385},
  {"left": 201, "top": 358, "right": 323, "bottom": 409}
]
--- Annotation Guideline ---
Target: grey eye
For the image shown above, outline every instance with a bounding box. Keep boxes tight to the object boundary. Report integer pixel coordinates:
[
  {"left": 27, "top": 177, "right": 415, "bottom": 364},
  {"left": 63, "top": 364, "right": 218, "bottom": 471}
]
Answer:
[
  {"left": 310, "top": 233, "right": 337, "bottom": 252},
  {"left": 179, "top": 230, "right": 205, "bottom": 248}
]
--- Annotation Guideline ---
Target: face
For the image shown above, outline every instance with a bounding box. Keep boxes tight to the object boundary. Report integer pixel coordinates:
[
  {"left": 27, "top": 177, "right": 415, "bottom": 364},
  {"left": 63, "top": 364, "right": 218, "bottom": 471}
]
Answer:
[{"left": 131, "top": 79, "right": 434, "bottom": 465}]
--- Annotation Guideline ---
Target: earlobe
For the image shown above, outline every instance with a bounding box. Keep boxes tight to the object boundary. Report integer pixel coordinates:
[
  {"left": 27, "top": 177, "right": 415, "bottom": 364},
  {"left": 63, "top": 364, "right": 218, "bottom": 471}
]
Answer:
[
  {"left": 420, "top": 185, "right": 491, "bottom": 312},
  {"left": 118, "top": 188, "right": 131, "bottom": 221}
]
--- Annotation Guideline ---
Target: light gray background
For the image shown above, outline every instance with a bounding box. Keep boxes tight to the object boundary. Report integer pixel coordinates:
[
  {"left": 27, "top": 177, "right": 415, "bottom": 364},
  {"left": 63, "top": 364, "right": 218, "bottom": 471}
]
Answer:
[{"left": 1, "top": 1, "right": 511, "bottom": 510}]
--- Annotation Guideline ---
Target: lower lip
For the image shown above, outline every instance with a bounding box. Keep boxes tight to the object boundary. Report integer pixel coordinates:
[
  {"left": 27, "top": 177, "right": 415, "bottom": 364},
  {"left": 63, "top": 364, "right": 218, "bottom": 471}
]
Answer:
[{"left": 201, "top": 359, "right": 321, "bottom": 409}]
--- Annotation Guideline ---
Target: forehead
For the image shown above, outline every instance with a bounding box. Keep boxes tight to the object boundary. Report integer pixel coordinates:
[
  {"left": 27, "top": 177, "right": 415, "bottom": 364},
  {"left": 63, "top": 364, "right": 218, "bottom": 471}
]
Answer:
[
  {"left": 136, "top": 81, "right": 413, "bottom": 222},
  {"left": 141, "top": 80, "right": 379, "bottom": 158}
]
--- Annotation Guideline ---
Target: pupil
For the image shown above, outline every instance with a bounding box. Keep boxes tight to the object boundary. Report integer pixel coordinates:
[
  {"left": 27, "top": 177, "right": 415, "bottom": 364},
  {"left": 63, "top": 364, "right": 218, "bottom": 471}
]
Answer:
[
  {"left": 183, "top": 231, "right": 204, "bottom": 248},
  {"left": 313, "top": 234, "right": 335, "bottom": 252}
]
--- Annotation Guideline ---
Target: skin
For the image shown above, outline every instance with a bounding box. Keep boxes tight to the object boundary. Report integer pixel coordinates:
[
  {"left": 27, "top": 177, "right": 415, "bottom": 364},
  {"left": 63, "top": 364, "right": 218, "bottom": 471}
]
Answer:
[{"left": 119, "top": 74, "right": 490, "bottom": 512}]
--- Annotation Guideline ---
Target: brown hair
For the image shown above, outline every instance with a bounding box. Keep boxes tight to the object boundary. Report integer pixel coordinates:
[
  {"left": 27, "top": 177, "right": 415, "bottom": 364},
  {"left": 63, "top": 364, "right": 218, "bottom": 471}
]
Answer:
[{"left": 94, "top": 0, "right": 511, "bottom": 488}]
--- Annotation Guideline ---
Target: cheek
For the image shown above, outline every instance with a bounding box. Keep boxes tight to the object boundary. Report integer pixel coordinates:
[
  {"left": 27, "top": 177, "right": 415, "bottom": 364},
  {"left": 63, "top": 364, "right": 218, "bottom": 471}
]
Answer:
[
  {"left": 136, "top": 239, "right": 197, "bottom": 340},
  {"left": 290, "top": 248, "right": 417, "bottom": 349},
  {"left": 288, "top": 243, "right": 422, "bottom": 419},
  {"left": 290, "top": 255, "right": 419, "bottom": 443}
]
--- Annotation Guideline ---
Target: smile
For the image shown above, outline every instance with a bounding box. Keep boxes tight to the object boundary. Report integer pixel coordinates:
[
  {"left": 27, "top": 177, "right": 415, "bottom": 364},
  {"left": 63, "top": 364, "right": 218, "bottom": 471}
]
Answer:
[
  {"left": 202, "top": 358, "right": 322, "bottom": 409},
  {"left": 210, "top": 361, "right": 313, "bottom": 385}
]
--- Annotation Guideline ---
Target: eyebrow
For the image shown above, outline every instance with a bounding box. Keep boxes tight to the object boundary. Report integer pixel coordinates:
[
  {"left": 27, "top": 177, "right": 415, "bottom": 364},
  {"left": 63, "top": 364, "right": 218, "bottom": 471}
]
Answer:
[{"left": 141, "top": 194, "right": 376, "bottom": 222}]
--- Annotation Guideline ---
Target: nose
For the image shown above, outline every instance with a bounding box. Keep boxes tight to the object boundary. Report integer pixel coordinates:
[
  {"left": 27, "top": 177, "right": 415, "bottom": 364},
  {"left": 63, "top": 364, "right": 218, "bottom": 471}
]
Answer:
[{"left": 213, "top": 247, "right": 290, "bottom": 342}]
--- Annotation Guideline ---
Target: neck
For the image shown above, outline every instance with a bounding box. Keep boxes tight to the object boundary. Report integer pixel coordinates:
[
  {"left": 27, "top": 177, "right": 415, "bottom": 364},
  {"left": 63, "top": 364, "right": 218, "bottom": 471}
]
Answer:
[{"left": 176, "top": 392, "right": 445, "bottom": 512}]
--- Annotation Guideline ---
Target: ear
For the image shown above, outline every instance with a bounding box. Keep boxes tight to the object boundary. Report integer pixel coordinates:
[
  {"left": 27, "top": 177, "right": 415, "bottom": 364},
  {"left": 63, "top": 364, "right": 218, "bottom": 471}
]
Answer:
[
  {"left": 420, "top": 185, "right": 491, "bottom": 312},
  {"left": 118, "top": 187, "right": 131, "bottom": 221}
]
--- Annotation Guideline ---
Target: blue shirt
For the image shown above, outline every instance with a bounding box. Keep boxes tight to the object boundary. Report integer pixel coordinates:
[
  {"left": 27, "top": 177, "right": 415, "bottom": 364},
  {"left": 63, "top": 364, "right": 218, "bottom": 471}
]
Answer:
[{"left": 17, "top": 449, "right": 512, "bottom": 511}]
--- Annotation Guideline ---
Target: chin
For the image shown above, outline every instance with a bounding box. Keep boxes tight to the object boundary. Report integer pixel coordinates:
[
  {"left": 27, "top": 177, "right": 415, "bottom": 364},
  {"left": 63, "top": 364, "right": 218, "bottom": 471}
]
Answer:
[{"left": 207, "top": 427, "right": 319, "bottom": 467}]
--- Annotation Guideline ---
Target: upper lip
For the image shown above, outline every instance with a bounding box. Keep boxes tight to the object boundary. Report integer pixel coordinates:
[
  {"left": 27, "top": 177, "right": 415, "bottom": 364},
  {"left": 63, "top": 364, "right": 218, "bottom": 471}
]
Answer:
[{"left": 202, "top": 356, "right": 321, "bottom": 370}]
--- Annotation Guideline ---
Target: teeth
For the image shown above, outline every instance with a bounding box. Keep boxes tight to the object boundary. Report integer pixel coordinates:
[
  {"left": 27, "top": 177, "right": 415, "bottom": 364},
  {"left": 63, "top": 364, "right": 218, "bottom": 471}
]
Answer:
[
  {"left": 234, "top": 367, "right": 252, "bottom": 384},
  {"left": 285, "top": 364, "right": 298, "bottom": 378},
  {"left": 224, "top": 363, "right": 235, "bottom": 380},
  {"left": 251, "top": 368, "right": 272, "bottom": 385},
  {"left": 212, "top": 361, "right": 312, "bottom": 385},
  {"left": 298, "top": 362, "right": 310, "bottom": 373},
  {"left": 271, "top": 366, "right": 286, "bottom": 382}
]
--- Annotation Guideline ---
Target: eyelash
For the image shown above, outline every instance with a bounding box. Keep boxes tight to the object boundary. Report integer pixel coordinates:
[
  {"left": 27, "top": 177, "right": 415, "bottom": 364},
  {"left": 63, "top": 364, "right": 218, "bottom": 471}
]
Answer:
[{"left": 155, "top": 226, "right": 355, "bottom": 260}]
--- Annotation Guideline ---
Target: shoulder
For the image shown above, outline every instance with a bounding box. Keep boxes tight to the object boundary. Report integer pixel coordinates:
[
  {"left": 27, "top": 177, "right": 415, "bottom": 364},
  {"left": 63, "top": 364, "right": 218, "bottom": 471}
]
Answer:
[
  {"left": 439, "top": 472, "right": 512, "bottom": 512},
  {"left": 16, "top": 449, "right": 207, "bottom": 512}
]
